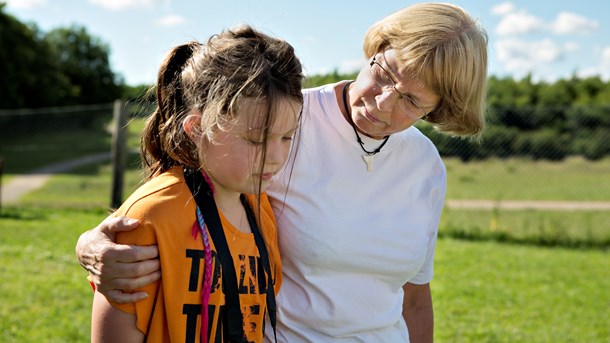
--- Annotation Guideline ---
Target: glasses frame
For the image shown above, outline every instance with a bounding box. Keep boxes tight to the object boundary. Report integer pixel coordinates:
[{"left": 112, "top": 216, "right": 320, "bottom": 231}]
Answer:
[{"left": 369, "top": 56, "right": 427, "bottom": 120}]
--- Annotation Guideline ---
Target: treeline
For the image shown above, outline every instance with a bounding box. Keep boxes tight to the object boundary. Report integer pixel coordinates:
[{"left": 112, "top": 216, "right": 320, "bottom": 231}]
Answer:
[
  {"left": 0, "top": 4, "right": 129, "bottom": 108},
  {"left": 2, "top": 3, "right": 609, "bottom": 160},
  {"left": 306, "top": 72, "right": 610, "bottom": 161}
]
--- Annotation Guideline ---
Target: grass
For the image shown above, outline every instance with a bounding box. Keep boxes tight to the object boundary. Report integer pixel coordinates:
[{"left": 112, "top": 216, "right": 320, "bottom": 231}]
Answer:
[
  {"left": 433, "top": 238, "right": 609, "bottom": 342},
  {"left": 0, "top": 128, "right": 111, "bottom": 174},
  {"left": 445, "top": 156, "right": 610, "bottom": 201},
  {"left": 0, "top": 116, "right": 143, "bottom": 179},
  {"left": 440, "top": 207, "right": 610, "bottom": 248},
  {"left": 17, "top": 153, "right": 145, "bottom": 210},
  {"left": 1, "top": 206, "right": 608, "bottom": 342},
  {"left": 0, "top": 207, "right": 108, "bottom": 342}
]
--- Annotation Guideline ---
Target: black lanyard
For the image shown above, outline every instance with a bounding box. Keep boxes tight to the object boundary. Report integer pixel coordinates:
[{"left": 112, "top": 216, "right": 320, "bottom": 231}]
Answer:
[{"left": 184, "top": 168, "right": 277, "bottom": 342}]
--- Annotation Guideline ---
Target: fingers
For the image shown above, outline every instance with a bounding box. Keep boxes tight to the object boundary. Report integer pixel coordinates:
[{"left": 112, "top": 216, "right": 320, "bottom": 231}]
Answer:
[
  {"left": 98, "top": 252, "right": 160, "bottom": 278},
  {"left": 102, "top": 289, "right": 149, "bottom": 305},
  {"left": 77, "top": 214, "right": 162, "bottom": 304},
  {"left": 76, "top": 228, "right": 117, "bottom": 274},
  {"left": 93, "top": 271, "right": 162, "bottom": 304},
  {"left": 95, "top": 244, "right": 159, "bottom": 268},
  {"left": 98, "top": 215, "right": 140, "bottom": 237}
]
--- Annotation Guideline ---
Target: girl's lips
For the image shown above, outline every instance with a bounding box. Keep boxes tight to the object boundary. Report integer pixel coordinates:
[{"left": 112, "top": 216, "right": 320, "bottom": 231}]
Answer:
[{"left": 260, "top": 173, "right": 273, "bottom": 181}]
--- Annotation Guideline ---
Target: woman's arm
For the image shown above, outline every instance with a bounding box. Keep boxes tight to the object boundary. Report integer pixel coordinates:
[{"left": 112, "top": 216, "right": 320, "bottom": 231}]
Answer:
[
  {"left": 402, "top": 282, "right": 434, "bottom": 343},
  {"left": 75, "top": 215, "right": 161, "bottom": 303},
  {"left": 91, "top": 290, "right": 144, "bottom": 342}
]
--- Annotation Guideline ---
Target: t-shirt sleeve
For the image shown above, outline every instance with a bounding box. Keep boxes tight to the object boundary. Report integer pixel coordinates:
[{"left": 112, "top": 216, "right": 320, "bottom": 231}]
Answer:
[
  {"left": 409, "top": 166, "right": 446, "bottom": 285},
  {"left": 108, "top": 213, "right": 160, "bottom": 334}
]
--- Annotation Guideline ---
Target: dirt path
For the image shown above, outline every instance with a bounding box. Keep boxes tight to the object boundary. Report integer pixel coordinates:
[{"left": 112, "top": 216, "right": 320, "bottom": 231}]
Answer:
[
  {"left": 1, "top": 152, "right": 110, "bottom": 204},
  {"left": 446, "top": 199, "right": 610, "bottom": 211}
]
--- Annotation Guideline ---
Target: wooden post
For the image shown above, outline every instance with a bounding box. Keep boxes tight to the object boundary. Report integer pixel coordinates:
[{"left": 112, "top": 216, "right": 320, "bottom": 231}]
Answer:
[
  {"left": 110, "top": 100, "right": 128, "bottom": 209},
  {"left": 0, "top": 158, "right": 3, "bottom": 213}
]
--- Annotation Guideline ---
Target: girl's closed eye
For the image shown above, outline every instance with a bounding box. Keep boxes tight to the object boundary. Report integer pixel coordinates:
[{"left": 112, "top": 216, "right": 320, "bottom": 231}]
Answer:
[
  {"left": 243, "top": 131, "right": 265, "bottom": 145},
  {"left": 246, "top": 138, "right": 264, "bottom": 145}
]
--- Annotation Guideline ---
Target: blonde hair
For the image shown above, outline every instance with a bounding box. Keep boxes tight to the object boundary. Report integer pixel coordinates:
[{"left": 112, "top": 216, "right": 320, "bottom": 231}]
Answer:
[{"left": 364, "top": 3, "right": 488, "bottom": 137}]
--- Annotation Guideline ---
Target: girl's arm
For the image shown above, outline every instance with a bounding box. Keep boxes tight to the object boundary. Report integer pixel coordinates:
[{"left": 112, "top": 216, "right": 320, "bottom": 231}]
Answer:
[{"left": 91, "top": 290, "right": 145, "bottom": 343}]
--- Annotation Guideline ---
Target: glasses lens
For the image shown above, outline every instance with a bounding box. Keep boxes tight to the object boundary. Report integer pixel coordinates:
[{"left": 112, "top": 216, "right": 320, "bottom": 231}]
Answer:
[
  {"left": 398, "top": 97, "right": 426, "bottom": 120},
  {"left": 371, "top": 58, "right": 426, "bottom": 120},
  {"left": 371, "top": 63, "right": 393, "bottom": 90}
]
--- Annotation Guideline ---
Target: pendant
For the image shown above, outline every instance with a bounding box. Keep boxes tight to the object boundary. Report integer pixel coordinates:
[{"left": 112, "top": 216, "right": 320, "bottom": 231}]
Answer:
[{"left": 362, "top": 154, "right": 375, "bottom": 172}]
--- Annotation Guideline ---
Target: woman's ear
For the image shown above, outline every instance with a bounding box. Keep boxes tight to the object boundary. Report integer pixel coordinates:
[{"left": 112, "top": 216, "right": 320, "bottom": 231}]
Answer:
[{"left": 183, "top": 114, "right": 202, "bottom": 145}]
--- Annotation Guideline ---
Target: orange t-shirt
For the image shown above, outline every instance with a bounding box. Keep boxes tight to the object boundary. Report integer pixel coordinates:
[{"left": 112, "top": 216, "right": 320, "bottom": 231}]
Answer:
[{"left": 110, "top": 167, "right": 281, "bottom": 342}]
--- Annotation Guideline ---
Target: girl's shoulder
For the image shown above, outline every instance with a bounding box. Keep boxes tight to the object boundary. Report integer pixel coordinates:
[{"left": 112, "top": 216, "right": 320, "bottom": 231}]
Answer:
[{"left": 116, "top": 167, "right": 194, "bottom": 221}]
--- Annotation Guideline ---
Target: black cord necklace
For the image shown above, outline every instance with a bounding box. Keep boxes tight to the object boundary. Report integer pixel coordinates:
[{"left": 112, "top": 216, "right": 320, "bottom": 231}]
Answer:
[{"left": 342, "top": 81, "right": 390, "bottom": 156}]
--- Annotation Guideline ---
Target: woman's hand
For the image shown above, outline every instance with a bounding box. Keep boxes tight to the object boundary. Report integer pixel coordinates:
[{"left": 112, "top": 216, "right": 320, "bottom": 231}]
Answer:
[{"left": 75, "top": 215, "right": 161, "bottom": 304}]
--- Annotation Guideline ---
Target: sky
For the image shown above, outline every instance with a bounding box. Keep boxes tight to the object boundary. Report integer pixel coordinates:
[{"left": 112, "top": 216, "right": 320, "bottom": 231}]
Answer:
[{"left": 4, "top": 0, "right": 609, "bottom": 86}]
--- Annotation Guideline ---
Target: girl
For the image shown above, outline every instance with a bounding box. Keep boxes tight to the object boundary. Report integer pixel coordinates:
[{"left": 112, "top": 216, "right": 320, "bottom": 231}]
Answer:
[{"left": 91, "top": 25, "right": 303, "bottom": 343}]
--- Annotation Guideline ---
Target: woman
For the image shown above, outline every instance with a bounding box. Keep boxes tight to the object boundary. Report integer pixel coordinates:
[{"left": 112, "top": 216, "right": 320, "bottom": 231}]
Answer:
[{"left": 77, "top": 3, "right": 487, "bottom": 342}]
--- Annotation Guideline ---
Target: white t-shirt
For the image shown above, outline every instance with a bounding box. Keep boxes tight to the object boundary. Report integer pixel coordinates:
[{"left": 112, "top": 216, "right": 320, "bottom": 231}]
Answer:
[{"left": 266, "top": 82, "right": 447, "bottom": 342}]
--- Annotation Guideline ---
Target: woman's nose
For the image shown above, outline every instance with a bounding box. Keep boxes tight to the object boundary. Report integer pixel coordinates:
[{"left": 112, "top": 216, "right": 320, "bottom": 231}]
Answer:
[{"left": 375, "top": 88, "right": 398, "bottom": 112}]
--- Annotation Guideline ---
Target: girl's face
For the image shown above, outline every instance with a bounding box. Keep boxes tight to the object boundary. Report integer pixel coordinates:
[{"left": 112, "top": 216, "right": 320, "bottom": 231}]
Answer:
[
  {"left": 347, "top": 49, "right": 440, "bottom": 139},
  {"left": 200, "top": 97, "right": 301, "bottom": 197}
]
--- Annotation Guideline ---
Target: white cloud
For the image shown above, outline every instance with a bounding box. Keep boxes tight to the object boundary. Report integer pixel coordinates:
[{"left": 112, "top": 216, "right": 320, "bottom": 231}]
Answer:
[
  {"left": 601, "top": 47, "right": 610, "bottom": 68},
  {"left": 563, "top": 41, "right": 579, "bottom": 52},
  {"left": 4, "top": 0, "right": 47, "bottom": 9},
  {"left": 156, "top": 14, "right": 186, "bottom": 27},
  {"left": 494, "top": 5, "right": 598, "bottom": 38},
  {"left": 338, "top": 58, "right": 366, "bottom": 74},
  {"left": 495, "top": 11, "right": 545, "bottom": 36},
  {"left": 577, "top": 47, "right": 610, "bottom": 81},
  {"left": 551, "top": 12, "right": 599, "bottom": 35},
  {"left": 495, "top": 38, "right": 565, "bottom": 77},
  {"left": 599, "top": 46, "right": 610, "bottom": 80},
  {"left": 491, "top": 2, "right": 515, "bottom": 16},
  {"left": 88, "top": 0, "right": 156, "bottom": 11},
  {"left": 577, "top": 67, "right": 598, "bottom": 79}
]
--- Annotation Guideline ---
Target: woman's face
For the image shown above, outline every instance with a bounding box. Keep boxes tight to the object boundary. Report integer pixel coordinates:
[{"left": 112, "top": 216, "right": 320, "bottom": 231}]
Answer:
[{"left": 347, "top": 49, "right": 440, "bottom": 139}]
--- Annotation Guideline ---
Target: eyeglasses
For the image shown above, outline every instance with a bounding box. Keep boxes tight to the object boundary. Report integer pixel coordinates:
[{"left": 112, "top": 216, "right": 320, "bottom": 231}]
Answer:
[{"left": 369, "top": 56, "right": 427, "bottom": 120}]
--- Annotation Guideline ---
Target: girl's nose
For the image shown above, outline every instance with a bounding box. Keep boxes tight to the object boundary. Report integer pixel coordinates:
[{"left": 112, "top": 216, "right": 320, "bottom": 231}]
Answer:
[{"left": 264, "top": 139, "right": 285, "bottom": 165}]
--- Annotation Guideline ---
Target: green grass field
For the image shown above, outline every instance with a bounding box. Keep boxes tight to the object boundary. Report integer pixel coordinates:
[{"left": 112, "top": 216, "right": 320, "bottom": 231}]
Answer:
[
  {"left": 445, "top": 156, "right": 610, "bottom": 201},
  {"left": 0, "top": 206, "right": 607, "bottom": 342},
  {"left": 434, "top": 238, "right": 609, "bottom": 342}
]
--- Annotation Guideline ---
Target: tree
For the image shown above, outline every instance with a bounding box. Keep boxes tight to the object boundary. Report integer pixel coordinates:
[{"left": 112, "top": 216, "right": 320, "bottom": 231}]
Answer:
[
  {"left": 0, "top": 4, "right": 69, "bottom": 108},
  {"left": 44, "top": 25, "right": 124, "bottom": 105}
]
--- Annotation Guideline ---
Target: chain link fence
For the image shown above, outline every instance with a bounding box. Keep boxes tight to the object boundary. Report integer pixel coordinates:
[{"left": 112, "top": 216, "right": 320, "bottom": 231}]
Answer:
[
  {"left": 0, "top": 103, "right": 115, "bottom": 174},
  {"left": 1, "top": 103, "right": 609, "bottom": 187},
  {"left": 1, "top": 103, "right": 609, "bottom": 246}
]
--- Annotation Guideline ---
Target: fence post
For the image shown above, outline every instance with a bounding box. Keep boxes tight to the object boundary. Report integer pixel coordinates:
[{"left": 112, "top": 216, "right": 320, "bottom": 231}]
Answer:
[
  {"left": 110, "top": 100, "right": 127, "bottom": 209},
  {"left": 0, "top": 158, "right": 3, "bottom": 213}
]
